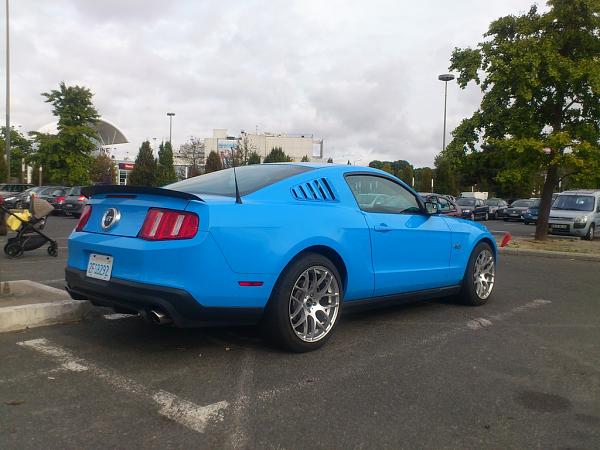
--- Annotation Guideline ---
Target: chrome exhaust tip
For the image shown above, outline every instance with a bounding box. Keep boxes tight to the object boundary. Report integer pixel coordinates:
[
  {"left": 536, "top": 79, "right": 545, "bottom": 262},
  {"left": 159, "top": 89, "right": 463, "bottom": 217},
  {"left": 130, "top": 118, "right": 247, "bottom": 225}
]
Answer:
[{"left": 149, "top": 309, "right": 173, "bottom": 325}]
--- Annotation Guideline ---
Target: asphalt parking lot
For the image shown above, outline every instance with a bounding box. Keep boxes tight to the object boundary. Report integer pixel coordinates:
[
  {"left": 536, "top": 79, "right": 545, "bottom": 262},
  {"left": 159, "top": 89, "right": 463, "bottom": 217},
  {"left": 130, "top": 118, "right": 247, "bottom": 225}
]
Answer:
[{"left": 1, "top": 217, "right": 599, "bottom": 449}]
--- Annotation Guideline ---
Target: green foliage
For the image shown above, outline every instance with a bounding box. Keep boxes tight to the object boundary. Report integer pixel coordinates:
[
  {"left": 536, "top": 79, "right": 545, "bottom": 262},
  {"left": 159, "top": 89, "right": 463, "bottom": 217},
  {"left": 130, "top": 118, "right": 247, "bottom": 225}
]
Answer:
[
  {"left": 448, "top": 0, "right": 600, "bottom": 238},
  {"left": 157, "top": 141, "right": 178, "bottom": 186},
  {"left": 205, "top": 151, "right": 222, "bottom": 173},
  {"left": 0, "top": 127, "right": 33, "bottom": 181},
  {"left": 179, "top": 137, "right": 205, "bottom": 177},
  {"left": 31, "top": 82, "right": 99, "bottom": 185},
  {"left": 264, "top": 147, "right": 292, "bottom": 163},
  {"left": 231, "top": 135, "right": 255, "bottom": 166},
  {"left": 128, "top": 141, "right": 158, "bottom": 186},
  {"left": 0, "top": 155, "right": 7, "bottom": 182},
  {"left": 369, "top": 160, "right": 415, "bottom": 185},
  {"left": 247, "top": 151, "right": 261, "bottom": 165},
  {"left": 301, "top": 155, "right": 310, "bottom": 162},
  {"left": 414, "top": 167, "right": 434, "bottom": 192},
  {"left": 90, "top": 153, "right": 117, "bottom": 184}
]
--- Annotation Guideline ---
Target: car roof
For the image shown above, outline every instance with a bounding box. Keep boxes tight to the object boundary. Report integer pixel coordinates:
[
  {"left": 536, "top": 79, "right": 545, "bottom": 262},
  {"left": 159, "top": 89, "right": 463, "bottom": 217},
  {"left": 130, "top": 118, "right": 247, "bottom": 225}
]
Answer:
[{"left": 559, "top": 189, "right": 600, "bottom": 195}]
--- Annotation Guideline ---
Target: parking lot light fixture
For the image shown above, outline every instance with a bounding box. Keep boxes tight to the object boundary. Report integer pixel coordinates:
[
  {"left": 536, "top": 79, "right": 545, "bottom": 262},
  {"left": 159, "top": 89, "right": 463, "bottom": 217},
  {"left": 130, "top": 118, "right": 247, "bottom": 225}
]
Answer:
[
  {"left": 167, "top": 112, "right": 175, "bottom": 143},
  {"left": 438, "top": 73, "right": 455, "bottom": 152}
]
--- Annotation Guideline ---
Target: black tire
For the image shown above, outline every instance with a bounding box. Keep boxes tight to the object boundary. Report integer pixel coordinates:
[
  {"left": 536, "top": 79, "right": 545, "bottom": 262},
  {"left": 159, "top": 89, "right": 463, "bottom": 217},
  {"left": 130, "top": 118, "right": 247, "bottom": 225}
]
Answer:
[
  {"left": 47, "top": 243, "right": 58, "bottom": 257},
  {"left": 263, "top": 253, "right": 343, "bottom": 352},
  {"left": 583, "top": 223, "right": 595, "bottom": 241},
  {"left": 457, "top": 241, "right": 496, "bottom": 306},
  {"left": 5, "top": 242, "right": 24, "bottom": 258},
  {"left": 524, "top": 221, "right": 530, "bottom": 225}
]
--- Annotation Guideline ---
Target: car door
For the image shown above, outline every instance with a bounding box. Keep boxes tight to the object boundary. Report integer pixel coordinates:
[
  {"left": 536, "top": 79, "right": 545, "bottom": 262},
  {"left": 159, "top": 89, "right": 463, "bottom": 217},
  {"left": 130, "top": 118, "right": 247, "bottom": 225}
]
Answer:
[{"left": 346, "top": 174, "right": 452, "bottom": 296}]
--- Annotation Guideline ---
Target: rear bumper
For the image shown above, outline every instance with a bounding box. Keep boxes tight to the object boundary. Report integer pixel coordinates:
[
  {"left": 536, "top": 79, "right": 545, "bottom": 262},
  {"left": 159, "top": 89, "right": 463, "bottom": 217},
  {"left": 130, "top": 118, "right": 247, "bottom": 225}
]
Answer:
[{"left": 65, "top": 268, "right": 264, "bottom": 327}]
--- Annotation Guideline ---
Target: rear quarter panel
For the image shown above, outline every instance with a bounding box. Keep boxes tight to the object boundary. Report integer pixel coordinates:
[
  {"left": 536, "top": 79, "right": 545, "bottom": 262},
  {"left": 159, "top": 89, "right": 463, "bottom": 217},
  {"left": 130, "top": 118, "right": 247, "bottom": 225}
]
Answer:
[{"left": 204, "top": 170, "right": 375, "bottom": 301}]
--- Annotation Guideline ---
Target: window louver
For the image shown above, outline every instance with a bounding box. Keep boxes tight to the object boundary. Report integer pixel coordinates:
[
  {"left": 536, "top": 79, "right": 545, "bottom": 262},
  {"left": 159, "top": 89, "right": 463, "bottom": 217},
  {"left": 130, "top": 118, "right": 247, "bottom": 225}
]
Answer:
[{"left": 291, "top": 178, "right": 337, "bottom": 202}]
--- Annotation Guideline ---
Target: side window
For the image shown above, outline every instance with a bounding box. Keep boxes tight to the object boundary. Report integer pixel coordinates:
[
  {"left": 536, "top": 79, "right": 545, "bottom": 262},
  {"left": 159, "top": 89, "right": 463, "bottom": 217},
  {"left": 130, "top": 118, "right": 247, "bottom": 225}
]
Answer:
[
  {"left": 346, "top": 175, "right": 421, "bottom": 214},
  {"left": 597, "top": 198, "right": 600, "bottom": 213},
  {"left": 437, "top": 197, "right": 450, "bottom": 212}
]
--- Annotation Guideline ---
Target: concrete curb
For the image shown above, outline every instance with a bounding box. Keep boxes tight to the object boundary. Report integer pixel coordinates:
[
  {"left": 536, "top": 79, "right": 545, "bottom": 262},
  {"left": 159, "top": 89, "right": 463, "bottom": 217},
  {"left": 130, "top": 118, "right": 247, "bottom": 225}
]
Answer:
[
  {"left": 0, "top": 280, "right": 93, "bottom": 333},
  {"left": 500, "top": 246, "right": 600, "bottom": 262}
]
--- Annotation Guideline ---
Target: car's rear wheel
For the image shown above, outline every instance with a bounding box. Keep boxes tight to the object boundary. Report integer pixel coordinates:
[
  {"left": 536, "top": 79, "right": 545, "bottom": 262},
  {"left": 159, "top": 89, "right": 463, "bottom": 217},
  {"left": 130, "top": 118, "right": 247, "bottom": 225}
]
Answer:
[
  {"left": 457, "top": 242, "right": 495, "bottom": 306},
  {"left": 264, "top": 253, "right": 342, "bottom": 352},
  {"left": 584, "top": 223, "right": 595, "bottom": 241}
]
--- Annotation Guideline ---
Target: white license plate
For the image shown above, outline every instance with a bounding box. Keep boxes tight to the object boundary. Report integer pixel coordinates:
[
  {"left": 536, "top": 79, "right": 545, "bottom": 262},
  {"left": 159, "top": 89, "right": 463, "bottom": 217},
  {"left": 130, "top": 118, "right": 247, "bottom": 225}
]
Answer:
[
  {"left": 551, "top": 224, "right": 568, "bottom": 230},
  {"left": 86, "top": 254, "right": 113, "bottom": 281}
]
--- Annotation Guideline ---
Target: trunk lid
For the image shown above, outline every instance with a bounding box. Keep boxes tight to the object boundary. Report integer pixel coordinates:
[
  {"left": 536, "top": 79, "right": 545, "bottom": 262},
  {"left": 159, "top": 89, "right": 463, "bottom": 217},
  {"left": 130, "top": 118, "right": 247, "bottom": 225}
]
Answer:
[{"left": 80, "top": 186, "right": 204, "bottom": 238}]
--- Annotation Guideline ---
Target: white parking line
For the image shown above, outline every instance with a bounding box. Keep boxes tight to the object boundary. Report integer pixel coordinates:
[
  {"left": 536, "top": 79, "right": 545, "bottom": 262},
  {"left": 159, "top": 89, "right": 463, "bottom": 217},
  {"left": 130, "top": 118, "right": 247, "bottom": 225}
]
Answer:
[{"left": 17, "top": 338, "right": 228, "bottom": 434}]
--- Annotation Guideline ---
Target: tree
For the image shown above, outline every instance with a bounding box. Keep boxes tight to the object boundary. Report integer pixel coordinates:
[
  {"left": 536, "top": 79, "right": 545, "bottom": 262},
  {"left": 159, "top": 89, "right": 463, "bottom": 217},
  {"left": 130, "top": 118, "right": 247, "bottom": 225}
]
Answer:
[
  {"left": 179, "top": 137, "right": 205, "bottom": 177},
  {"left": 0, "top": 127, "right": 33, "bottom": 181},
  {"left": 90, "top": 153, "right": 117, "bottom": 184},
  {"left": 231, "top": 134, "right": 255, "bottom": 166},
  {"left": 301, "top": 155, "right": 310, "bottom": 162},
  {"left": 31, "top": 82, "right": 100, "bottom": 185},
  {"left": 205, "top": 151, "right": 222, "bottom": 173},
  {"left": 247, "top": 151, "right": 261, "bottom": 165},
  {"left": 414, "top": 167, "right": 434, "bottom": 192},
  {"left": 449, "top": 0, "right": 600, "bottom": 240},
  {"left": 381, "top": 163, "right": 394, "bottom": 175},
  {"left": 157, "top": 141, "right": 178, "bottom": 186},
  {"left": 128, "top": 141, "right": 157, "bottom": 186},
  {"left": 264, "top": 147, "right": 292, "bottom": 163}
]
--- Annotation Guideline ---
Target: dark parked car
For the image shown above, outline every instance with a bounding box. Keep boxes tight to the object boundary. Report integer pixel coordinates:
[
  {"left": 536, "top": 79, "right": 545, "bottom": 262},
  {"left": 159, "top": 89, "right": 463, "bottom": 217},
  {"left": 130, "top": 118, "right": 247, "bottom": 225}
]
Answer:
[
  {"left": 422, "top": 193, "right": 462, "bottom": 217},
  {"left": 484, "top": 198, "right": 508, "bottom": 219},
  {"left": 523, "top": 199, "right": 541, "bottom": 224},
  {"left": 62, "top": 186, "right": 87, "bottom": 217},
  {"left": 2, "top": 186, "right": 45, "bottom": 208},
  {"left": 44, "top": 187, "right": 69, "bottom": 214},
  {"left": 456, "top": 197, "right": 489, "bottom": 220},
  {"left": 21, "top": 186, "right": 65, "bottom": 209},
  {"left": 0, "top": 183, "right": 34, "bottom": 200},
  {"left": 503, "top": 198, "right": 538, "bottom": 221}
]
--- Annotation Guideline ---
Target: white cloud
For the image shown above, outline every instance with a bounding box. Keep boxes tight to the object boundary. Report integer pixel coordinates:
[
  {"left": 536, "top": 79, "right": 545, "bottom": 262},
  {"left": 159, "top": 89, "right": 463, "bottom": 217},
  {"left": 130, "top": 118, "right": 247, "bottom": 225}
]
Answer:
[{"left": 6, "top": 0, "right": 543, "bottom": 166}]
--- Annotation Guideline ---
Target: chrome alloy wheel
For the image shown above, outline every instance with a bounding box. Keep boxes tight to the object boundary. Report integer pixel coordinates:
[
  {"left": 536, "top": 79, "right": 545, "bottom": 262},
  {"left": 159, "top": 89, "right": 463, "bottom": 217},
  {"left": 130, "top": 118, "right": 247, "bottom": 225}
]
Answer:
[
  {"left": 473, "top": 249, "right": 495, "bottom": 299},
  {"left": 289, "top": 265, "right": 340, "bottom": 343}
]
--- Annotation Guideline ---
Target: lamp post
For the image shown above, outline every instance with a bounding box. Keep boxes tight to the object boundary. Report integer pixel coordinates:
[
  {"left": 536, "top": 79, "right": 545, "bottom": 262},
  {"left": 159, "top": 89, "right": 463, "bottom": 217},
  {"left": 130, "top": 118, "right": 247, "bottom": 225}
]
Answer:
[
  {"left": 4, "top": 0, "right": 10, "bottom": 181},
  {"left": 167, "top": 112, "right": 175, "bottom": 143},
  {"left": 438, "top": 73, "right": 455, "bottom": 152}
]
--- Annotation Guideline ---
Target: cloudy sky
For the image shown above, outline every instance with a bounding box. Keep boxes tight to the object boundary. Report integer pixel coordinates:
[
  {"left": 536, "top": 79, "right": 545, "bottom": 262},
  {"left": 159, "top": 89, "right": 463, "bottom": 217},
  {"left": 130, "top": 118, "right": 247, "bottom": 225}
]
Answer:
[{"left": 6, "top": 0, "right": 541, "bottom": 166}]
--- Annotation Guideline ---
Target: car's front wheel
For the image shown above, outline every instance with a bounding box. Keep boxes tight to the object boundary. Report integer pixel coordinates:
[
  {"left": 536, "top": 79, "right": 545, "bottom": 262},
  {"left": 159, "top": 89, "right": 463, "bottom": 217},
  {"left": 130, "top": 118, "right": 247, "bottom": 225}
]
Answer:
[
  {"left": 584, "top": 223, "right": 595, "bottom": 241},
  {"left": 264, "top": 253, "right": 343, "bottom": 352},
  {"left": 458, "top": 242, "right": 495, "bottom": 306}
]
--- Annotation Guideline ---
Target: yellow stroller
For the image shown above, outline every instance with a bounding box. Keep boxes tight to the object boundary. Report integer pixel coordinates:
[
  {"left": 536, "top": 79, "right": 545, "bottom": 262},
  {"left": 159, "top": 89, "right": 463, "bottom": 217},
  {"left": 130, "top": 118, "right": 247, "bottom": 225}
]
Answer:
[{"left": 1, "top": 196, "right": 58, "bottom": 258}]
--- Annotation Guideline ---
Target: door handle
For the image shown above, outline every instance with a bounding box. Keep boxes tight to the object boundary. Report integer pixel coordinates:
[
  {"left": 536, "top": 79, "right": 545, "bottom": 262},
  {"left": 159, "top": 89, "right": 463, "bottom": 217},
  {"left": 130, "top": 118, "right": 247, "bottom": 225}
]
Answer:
[{"left": 374, "top": 223, "right": 392, "bottom": 232}]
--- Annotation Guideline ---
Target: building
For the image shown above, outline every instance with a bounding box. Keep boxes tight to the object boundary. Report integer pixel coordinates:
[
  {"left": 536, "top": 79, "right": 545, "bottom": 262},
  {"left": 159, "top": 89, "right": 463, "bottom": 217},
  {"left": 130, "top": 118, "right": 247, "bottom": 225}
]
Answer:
[{"left": 203, "top": 129, "right": 323, "bottom": 163}]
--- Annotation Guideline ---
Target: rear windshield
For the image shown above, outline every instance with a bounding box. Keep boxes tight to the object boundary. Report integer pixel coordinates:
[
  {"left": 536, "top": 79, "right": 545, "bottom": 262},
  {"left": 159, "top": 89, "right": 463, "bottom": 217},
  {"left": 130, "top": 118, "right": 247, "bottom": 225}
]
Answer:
[
  {"left": 68, "top": 186, "right": 82, "bottom": 196},
  {"left": 485, "top": 199, "right": 498, "bottom": 206},
  {"left": 457, "top": 198, "right": 475, "bottom": 206},
  {"left": 167, "top": 165, "right": 313, "bottom": 197},
  {"left": 553, "top": 195, "right": 595, "bottom": 212}
]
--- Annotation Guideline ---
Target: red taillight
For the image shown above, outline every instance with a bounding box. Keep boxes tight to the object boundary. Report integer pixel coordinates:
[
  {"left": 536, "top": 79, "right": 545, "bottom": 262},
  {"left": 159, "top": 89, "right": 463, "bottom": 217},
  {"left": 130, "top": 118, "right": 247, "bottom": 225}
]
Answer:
[
  {"left": 76, "top": 205, "right": 92, "bottom": 232},
  {"left": 78, "top": 195, "right": 86, "bottom": 202},
  {"left": 56, "top": 196, "right": 65, "bottom": 204},
  {"left": 138, "top": 208, "right": 199, "bottom": 240}
]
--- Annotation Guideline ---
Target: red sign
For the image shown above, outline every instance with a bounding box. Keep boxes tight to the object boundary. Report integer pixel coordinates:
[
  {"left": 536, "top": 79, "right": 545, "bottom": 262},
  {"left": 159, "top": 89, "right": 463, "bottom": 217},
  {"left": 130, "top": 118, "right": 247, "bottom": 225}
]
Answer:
[{"left": 119, "top": 163, "right": 135, "bottom": 170}]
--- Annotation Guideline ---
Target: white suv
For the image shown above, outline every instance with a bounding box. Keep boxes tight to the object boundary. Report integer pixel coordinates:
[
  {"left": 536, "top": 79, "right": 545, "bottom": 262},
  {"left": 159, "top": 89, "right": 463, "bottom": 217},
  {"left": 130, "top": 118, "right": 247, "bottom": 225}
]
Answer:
[{"left": 548, "top": 190, "right": 600, "bottom": 241}]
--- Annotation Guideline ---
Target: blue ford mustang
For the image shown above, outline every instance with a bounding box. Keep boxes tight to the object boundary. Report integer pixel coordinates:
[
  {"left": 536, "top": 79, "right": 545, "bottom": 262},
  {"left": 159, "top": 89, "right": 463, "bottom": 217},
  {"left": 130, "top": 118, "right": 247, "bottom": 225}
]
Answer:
[{"left": 66, "top": 163, "right": 497, "bottom": 352}]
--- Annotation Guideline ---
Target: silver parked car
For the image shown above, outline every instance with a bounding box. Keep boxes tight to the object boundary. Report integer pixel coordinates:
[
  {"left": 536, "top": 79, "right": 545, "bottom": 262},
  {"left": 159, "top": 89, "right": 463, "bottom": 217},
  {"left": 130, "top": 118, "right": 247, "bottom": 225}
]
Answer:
[{"left": 549, "top": 190, "right": 600, "bottom": 240}]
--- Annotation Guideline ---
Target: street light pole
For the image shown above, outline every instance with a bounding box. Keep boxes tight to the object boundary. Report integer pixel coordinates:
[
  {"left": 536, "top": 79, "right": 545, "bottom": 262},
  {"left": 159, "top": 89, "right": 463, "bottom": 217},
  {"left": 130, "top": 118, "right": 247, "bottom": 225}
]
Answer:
[
  {"left": 4, "top": 0, "right": 10, "bottom": 181},
  {"left": 438, "top": 74, "right": 455, "bottom": 152},
  {"left": 167, "top": 112, "right": 175, "bottom": 143}
]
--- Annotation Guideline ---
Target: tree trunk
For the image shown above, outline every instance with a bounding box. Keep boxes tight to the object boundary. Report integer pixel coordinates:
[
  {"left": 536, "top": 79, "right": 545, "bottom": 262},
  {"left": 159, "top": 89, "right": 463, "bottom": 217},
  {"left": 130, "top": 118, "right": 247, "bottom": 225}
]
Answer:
[{"left": 535, "top": 164, "right": 559, "bottom": 241}]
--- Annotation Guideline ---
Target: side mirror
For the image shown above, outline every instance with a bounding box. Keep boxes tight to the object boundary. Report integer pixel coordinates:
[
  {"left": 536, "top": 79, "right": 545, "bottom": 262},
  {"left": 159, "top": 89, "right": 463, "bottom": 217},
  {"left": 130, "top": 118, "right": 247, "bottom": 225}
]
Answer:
[{"left": 425, "top": 201, "right": 439, "bottom": 215}]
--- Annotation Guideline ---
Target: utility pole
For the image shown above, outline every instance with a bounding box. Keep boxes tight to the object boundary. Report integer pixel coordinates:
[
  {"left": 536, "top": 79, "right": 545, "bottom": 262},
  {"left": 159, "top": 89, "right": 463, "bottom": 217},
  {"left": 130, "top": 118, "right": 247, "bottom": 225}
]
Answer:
[
  {"left": 438, "top": 74, "right": 455, "bottom": 152},
  {"left": 167, "top": 112, "right": 175, "bottom": 143},
  {"left": 4, "top": 0, "right": 10, "bottom": 181}
]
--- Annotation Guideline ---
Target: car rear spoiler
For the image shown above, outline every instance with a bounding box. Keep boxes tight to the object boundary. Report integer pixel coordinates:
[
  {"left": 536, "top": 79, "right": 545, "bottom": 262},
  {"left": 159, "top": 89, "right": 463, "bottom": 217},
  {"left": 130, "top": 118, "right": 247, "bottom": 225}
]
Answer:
[{"left": 81, "top": 185, "right": 203, "bottom": 202}]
